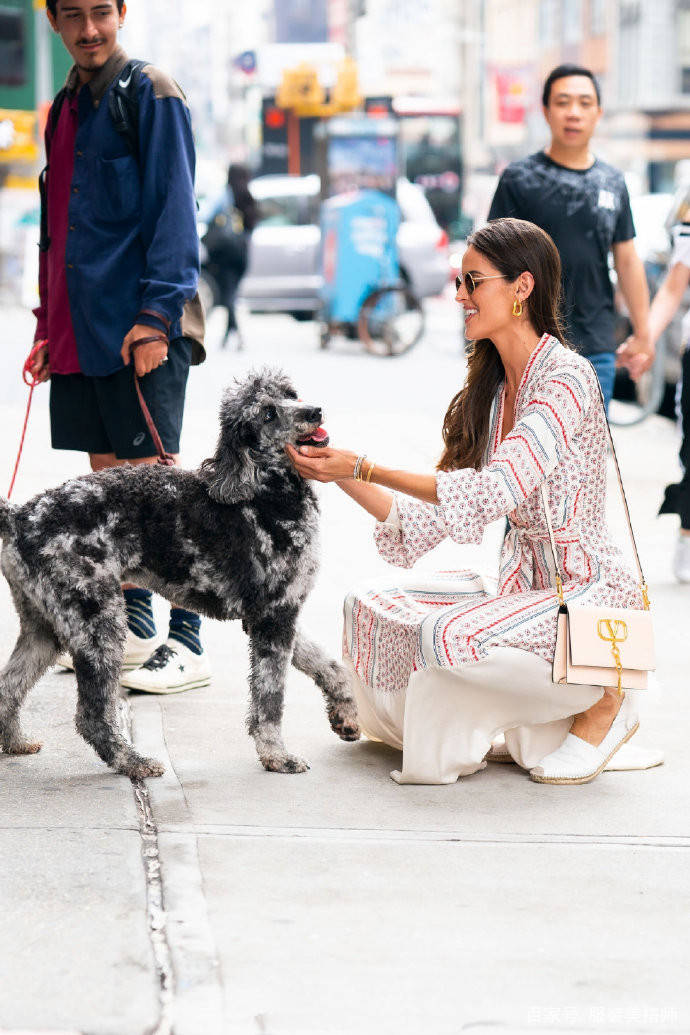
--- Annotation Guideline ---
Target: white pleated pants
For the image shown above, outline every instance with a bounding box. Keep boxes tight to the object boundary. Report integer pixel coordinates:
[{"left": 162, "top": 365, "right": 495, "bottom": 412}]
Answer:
[{"left": 345, "top": 648, "right": 605, "bottom": 785}]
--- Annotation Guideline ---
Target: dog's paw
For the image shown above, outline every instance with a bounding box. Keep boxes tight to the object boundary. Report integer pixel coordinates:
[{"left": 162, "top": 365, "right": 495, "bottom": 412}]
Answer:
[
  {"left": 261, "top": 752, "right": 311, "bottom": 774},
  {"left": 2, "top": 739, "right": 43, "bottom": 755},
  {"left": 328, "top": 703, "right": 361, "bottom": 742},
  {"left": 119, "top": 754, "right": 166, "bottom": 781}
]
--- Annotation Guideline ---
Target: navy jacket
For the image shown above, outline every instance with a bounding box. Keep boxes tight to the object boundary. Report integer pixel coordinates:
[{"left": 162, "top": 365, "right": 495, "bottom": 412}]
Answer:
[{"left": 36, "top": 47, "right": 204, "bottom": 376}]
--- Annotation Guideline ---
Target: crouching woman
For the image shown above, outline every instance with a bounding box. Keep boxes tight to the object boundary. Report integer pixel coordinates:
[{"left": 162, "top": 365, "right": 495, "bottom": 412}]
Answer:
[{"left": 288, "top": 217, "right": 645, "bottom": 786}]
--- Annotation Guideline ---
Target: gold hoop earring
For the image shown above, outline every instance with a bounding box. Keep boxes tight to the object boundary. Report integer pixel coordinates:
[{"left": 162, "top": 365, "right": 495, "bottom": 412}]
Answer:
[{"left": 512, "top": 298, "right": 523, "bottom": 318}]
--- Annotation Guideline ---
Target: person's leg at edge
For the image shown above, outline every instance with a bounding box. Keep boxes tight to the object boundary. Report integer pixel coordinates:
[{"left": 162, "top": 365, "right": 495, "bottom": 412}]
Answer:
[
  {"left": 221, "top": 269, "right": 243, "bottom": 350},
  {"left": 90, "top": 452, "right": 209, "bottom": 692},
  {"left": 588, "top": 350, "right": 617, "bottom": 413},
  {"left": 673, "top": 344, "right": 690, "bottom": 580}
]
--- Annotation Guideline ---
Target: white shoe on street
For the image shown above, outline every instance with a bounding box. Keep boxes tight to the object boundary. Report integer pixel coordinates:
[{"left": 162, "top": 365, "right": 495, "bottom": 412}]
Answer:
[
  {"left": 120, "top": 639, "right": 211, "bottom": 694},
  {"left": 55, "top": 628, "right": 163, "bottom": 673},
  {"left": 485, "top": 739, "right": 514, "bottom": 764},
  {"left": 530, "top": 693, "right": 639, "bottom": 785},
  {"left": 672, "top": 532, "right": 690, "bottom": 583}
]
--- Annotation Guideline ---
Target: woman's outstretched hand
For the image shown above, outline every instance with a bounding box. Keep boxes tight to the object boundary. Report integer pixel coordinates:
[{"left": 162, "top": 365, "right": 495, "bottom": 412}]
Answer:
[{"left": 286, "top": 443, "right": 357, "bottom": 483}]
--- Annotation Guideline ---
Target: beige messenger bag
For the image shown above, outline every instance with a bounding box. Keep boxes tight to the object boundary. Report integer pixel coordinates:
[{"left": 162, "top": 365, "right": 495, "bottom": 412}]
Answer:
[{"left": 540, "top": 386, "right": 655, "bottom": 694}]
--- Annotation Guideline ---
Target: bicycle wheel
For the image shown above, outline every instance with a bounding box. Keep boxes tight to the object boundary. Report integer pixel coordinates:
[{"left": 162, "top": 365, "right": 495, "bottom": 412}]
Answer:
[
  {"left": 357, "top": 285, "right": 425, "bottom": 356},
  {"left": 609, "top": 331, "right": 668, "bottom": 427}
]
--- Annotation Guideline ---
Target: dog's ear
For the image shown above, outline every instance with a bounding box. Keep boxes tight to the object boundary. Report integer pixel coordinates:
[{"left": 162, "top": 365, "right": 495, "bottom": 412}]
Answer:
[{"left": 199, "top": 449, "right": 258, "bottom": 504}]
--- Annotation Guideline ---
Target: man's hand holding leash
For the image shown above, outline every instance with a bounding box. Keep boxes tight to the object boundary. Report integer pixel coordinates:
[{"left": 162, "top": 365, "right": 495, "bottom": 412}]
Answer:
[
  {"left": 121, "top": 323, "right": 169, "bottom": 376},
  {"left": 29, "top": 340, "right": 50, "bottom": 383}
]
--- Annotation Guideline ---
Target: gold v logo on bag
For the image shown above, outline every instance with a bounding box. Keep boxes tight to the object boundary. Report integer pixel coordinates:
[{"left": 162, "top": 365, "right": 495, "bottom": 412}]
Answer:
[{"left": 596, "top": 618, "right": 628, "bottom": 644}]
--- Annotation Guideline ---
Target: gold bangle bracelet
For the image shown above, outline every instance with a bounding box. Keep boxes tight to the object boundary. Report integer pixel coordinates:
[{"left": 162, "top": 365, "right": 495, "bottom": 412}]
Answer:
[{"left": 365, "top": 461, "right": 375, "bottom": 483}]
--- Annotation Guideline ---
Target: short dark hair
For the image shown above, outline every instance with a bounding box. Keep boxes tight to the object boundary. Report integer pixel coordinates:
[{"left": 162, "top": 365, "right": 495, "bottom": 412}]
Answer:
[
  {"left": 47, "top": 0, "right": 124, "bottom": 15},
  {"left": 542, "top": 64, "right": 601, "bottom": 107}
]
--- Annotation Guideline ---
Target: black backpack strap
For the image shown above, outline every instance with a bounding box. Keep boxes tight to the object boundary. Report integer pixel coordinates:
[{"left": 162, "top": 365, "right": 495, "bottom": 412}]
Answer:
[
  {"left": 39, "top": 87, "right": 69, "bottom": 252},
  {"left": 107, "top": 59, "right": 147, "bottom": 161}
]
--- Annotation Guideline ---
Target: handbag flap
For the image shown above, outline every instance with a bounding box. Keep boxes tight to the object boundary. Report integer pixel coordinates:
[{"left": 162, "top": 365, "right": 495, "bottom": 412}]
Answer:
[{"left": 567, "top": 604, "right": 655, "bottom": 671}]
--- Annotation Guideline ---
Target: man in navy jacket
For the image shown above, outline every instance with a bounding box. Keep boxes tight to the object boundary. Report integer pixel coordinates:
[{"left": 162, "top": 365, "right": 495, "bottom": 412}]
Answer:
[{"left": 31, "top": 0, "right": 210, "bottom": 693}]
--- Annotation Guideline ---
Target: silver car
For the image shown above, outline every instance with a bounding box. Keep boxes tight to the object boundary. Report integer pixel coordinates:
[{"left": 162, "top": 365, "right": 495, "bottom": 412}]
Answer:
[{"left": 201, "top": 174, "right": 449, "bottom": 320}]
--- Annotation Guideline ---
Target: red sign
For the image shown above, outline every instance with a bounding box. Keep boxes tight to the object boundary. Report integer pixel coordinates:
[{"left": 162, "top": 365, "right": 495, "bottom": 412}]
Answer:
[{"left": 494, "top": 69, "right": 530, "bottom": 124}]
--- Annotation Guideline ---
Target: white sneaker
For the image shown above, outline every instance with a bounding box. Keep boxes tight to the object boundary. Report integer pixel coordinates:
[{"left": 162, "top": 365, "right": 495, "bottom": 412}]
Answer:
[
  {"left": 55, "top": 628, "right": 162, "bottom": 673},
  {"left": 530, "top": 693, "right": 639, "bottom": 785},
  {"left": 120, "top": 639, "right": 211, "bottom": 694},
  {"left": 672, "top": 532, "right": 690, "bottom": 583}
]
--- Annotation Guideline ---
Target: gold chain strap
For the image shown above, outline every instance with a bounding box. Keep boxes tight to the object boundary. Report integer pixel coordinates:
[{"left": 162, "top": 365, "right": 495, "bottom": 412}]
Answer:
[{"left": 597, "top": 618, "right": 628, "bottom": 696}]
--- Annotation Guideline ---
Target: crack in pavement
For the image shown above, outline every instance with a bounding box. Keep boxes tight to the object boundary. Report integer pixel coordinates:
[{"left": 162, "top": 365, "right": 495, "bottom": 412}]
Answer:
[
  {"left": 120, "top": 699, "right": 175, "bottom": 1035},
  {"left": 123, "top": 699, "right": 225, "bottom": 1035}
]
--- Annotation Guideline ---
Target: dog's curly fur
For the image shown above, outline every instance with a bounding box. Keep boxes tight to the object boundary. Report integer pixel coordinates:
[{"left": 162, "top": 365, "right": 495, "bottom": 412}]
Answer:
[{"left": 0, "top": 368, "right": 359, "bottom": 779}]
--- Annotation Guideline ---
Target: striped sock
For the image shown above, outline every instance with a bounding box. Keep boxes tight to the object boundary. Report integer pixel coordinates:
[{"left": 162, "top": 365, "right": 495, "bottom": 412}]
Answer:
[
  {"left": 123, "top": 587, "right": 157, "bottom": 639},
  {"left": 168, "top": 608, "right": 203, "bottom": 656}
]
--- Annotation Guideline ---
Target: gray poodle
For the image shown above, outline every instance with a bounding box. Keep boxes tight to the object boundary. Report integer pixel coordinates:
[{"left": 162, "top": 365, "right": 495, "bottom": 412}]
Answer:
[{"left": 0, "top": 368, "right": 359, "bottom": 779}]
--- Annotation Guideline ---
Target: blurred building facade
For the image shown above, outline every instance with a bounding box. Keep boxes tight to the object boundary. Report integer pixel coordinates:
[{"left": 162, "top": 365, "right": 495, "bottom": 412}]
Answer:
[
  {"left": 464, "top": 0, "right": 690, "bottom": 194},
  {"left": 62, "top": 1, "right": 690, "bottom": 208}
]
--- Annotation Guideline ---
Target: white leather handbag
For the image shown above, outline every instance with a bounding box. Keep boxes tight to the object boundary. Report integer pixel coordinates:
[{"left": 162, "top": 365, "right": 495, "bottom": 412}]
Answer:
[{"left": 541, "top": 383, "right": 656, "bottom": 694}]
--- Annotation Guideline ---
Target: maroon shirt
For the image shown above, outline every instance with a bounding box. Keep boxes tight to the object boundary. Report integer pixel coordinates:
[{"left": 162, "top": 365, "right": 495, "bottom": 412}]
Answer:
[{"left": 34, "top": 90, "right": 82, "bottom": 374}]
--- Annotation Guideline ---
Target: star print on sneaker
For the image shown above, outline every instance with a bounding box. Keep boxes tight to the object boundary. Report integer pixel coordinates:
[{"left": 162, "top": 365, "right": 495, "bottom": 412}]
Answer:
[{"left": 120, "top": 639, "right": 211, "bottom": 694}]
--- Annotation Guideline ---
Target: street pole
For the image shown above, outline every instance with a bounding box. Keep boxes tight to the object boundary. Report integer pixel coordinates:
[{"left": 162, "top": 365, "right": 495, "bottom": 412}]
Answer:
[
  {"left": 34, "top": 0, "right": 53, "bottom": 111},
  {"left": 287, "top": 110, "right": 301, "bottom": 175}
]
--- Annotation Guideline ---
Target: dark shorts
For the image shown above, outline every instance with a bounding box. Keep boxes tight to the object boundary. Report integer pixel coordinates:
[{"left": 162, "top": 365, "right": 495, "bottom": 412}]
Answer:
[{"left": 50, "top": 337, "right": 192, "bottom": 459}]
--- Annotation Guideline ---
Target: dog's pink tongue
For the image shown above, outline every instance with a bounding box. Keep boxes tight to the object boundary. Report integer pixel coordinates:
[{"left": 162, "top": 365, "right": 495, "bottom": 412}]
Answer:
[{"left": 311, "top": 427, "right": 328, "bottom": 443}]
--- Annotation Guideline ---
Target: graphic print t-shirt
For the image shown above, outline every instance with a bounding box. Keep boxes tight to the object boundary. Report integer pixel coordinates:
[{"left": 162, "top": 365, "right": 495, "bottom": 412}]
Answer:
[{"left": 488, "top": 152, "right": 635, "bottom": 356}]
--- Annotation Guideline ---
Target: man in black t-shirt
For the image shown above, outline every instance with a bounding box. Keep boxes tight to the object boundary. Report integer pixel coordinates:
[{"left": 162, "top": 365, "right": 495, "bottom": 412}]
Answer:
[{"left": 488, "top": 63, "right": 653, "bottom": 408}]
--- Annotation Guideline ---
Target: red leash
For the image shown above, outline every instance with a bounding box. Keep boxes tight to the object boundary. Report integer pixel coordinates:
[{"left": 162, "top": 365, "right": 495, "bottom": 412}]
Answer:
[
  {"left": 7, "top": 336, "right": 173, "bottom": 500},
  {"left": 7, "top": 341, "right": 46, "bottom": 500}
]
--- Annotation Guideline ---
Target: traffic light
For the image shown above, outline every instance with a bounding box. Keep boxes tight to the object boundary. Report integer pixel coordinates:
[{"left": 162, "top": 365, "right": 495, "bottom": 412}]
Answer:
[
  {"left": 331, "top": 57, "right": 361, "bottom": 113},
  {"left": 276, "top": 64, "right": 324, "bottom": 113},
  {"left": 276, "top": 59, "right": 361, "bottom": 118}
]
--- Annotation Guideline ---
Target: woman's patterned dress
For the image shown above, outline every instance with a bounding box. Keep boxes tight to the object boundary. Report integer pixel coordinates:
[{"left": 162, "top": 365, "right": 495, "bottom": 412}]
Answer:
[{"left": 344, "top": 334, "right": 643, "bottom": 694}]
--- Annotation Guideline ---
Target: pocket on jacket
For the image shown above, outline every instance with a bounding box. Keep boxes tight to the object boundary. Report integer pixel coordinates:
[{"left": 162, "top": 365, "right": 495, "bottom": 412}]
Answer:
[{"left": 91, "top": 154, "right": 141, "bottom": 222}]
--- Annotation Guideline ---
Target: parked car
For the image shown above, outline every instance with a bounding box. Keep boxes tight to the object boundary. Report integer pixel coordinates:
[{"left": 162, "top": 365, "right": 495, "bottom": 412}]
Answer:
[{"left": 198, "top": 175, "right": 449, "bottom": 321}]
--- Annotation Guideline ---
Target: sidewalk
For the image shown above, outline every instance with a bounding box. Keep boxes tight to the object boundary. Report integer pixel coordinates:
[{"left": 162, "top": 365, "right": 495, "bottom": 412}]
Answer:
[{"left": 1, "top": 302, "right": 688, "bottom": 1034}]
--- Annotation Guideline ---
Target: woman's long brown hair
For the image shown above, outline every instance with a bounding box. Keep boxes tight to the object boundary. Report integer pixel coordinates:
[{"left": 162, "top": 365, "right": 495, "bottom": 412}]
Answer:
[{"left": 438, "top": 217, "right": 568, "bottom": 472}]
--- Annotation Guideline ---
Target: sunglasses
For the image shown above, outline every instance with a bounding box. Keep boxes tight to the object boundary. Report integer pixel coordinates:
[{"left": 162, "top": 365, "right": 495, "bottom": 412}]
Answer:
[{"left": 455, "top": 273, "right": 506, "bottom": 294}]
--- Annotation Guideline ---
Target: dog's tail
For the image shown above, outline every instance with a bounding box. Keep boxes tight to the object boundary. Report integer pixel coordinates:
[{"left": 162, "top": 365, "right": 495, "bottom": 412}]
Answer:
[{"left": 0, "top": 498, "right": 15, "bottom": 539}]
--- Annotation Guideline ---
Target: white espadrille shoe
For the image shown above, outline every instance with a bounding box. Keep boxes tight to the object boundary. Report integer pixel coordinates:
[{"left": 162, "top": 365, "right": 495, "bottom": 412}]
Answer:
[
  {"left": 55, "top": 628, "right": 162, "bottom": 673},
  {"left": 530, "top": 694, "right": 639, "bottom": 785},
  {"left": 120, "top": 639, "right": 211, "bottom": 694},
  {"left": 485, "top": 740, "right": 514, "bottom": 764}
]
